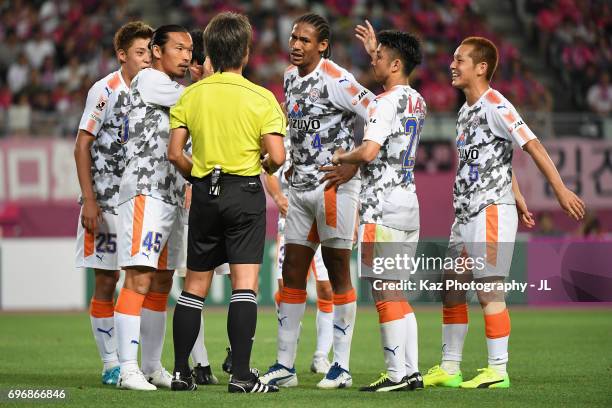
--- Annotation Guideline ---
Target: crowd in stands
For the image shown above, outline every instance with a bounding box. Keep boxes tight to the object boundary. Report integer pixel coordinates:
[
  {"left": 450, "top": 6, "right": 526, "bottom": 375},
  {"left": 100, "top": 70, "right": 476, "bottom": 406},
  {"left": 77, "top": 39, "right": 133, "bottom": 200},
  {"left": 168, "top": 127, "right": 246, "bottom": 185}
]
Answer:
[
  {"left": 516, "top": 0, "right": 611, "bottom": 115},
  {"left": 0, "top": 0, "right": 607, "bottom": 138}
]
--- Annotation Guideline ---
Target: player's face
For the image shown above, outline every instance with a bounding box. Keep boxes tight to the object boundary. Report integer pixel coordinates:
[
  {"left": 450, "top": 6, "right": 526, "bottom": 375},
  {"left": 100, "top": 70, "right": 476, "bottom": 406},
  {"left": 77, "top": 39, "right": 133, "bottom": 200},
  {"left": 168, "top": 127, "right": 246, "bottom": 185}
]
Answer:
[
  {"left": 450, "top": 44, "right": 478, "bottom": 89},
  {"left": 158, "top": 32, "right": 193, "bottom": 78},
  {"left": 122, "top": 37, "right": 152, "bottom": 80},
  {"left": 289, "top": 23, "right": 328, "bottom": 71},
  {"left": 371, "top": 44, "right": 394, "bottom": 83}
]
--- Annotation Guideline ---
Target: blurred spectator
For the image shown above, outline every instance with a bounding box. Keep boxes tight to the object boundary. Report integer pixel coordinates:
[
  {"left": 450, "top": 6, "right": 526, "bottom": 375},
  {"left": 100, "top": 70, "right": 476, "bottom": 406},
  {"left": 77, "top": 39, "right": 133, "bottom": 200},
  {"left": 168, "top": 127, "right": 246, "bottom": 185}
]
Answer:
[
  {"left": 7, "top": 93, "right": 31, "bottom": 135},
  {"left": 586, "top": 72, "right": 612, "bottom": 116},
  {"left": 24, "top": 27, "right": 55, "bottom": 70},
  {"left": 536, "top": 211, "right": 563, "bottom": 236},
  {"left": 0, "top": 29, "right": 19, "bottom": 72},
  {"left": 7, "top": 54, "right": 30, "bottom": 94},
  {"left": 421, "top": 70, "right": 457, "bottom": 112},
  {"left": 55, "top": 56, "right": 88, "bottom": 92}
]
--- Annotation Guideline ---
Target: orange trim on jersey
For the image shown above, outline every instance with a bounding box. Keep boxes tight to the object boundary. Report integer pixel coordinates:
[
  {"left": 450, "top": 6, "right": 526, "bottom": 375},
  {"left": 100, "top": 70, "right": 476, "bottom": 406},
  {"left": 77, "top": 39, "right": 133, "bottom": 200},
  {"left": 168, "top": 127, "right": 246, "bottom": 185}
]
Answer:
[
  {"left": 285, "top": 64, "right": 297, "bottom": 73},
  {"left": 90, "top": 298, "right": 114, "bottom": 318},
  {"left": 106, "top": 72, "right": 121, "bottom": 91},
  {"left": 333, "top": 288, "right": 356, "bottom": 305},
  {"left": 517, "top": 127, "right": 532, "bottom": 143},
  {"left": 486, "top": 205, "right": 498, "bottom": 267},
  {"left": 484, "top": 308, "right": 511, "bottom": 339},
  {"left": 443, "top": 303, "right": 468, "bottom": 324},
  {"left": 360, "top": 224, "right": 376, "bottom": 267},
  {"left": 362, "top": 224, "right": 376, "bottom": 242},
  {"left": 375, "top": 301, "right": 405, "bottom": 323},
  {"left": 324, "top": 187, "right": 337, "bottom": 228},
  {"left": 401, "top": 300, "right": 414, "bottom": 315},
  {"left": 85, "top": 118, "right": 97, "bottom": 134},
  {"left": 142, "top": 291, "right": 169, "bottom": 312},
  {"left": 502, "top": 111, "right": 516, "bottom": 124},
  {"left": 84, "top": 229, "right": 95, "bottom": 257},
  {"left": 317, "top": 298, "right": 333, "bottom": 313},
  {"left": 307, "top": 221, "right": 320, "bottom": 243},
  {"left": 158, "top": 243, "right": 169, "bottom": 270},
  {"left": 361, "top": 97, "right": 371, "bottom": 108},
  {"left": 346, "top": 83, "right": 359, "bottom": 96},
  {"left": 131, "top": 195, "right": 146, "bottom": 256},
  {"left": 485, "top": 89, "right": 502, "bottom": 104},
  {"left": 280, "top": 287, "right": 307, "bottom": 304},
  {"left": 115, "top": 288, "right": 145, "bottom": 316},
  {"left": 321, "top": 60, "right": 341, "bottom": 78}
]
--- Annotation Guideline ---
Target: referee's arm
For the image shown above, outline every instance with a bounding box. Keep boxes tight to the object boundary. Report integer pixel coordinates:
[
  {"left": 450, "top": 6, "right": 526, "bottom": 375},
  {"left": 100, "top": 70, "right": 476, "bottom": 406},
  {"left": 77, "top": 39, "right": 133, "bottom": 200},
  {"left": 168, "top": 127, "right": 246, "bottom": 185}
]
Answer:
[
  {"left": 168, "top": 127, "right": 193, "bottom": 179},
  {"left": 261, "top": 132, "right": 285, "bottom": 174}
]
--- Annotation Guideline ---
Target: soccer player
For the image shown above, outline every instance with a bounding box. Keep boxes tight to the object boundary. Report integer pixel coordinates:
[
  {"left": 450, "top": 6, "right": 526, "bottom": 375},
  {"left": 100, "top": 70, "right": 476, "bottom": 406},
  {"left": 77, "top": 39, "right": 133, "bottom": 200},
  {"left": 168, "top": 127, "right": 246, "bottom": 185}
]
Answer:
[
  {"left": 74, "top": 21, "right": 153, "bottom": 386},
  {"left": 114, "top": 25, "right": 193, "bottom": 391},
  {"left": 168, "top": 12, "right": 286, "bottom": 394},
  {"left": 333, "top": 24, "right": 426, "bottom": 391},
  {"left": 263, "top": 138, "right": 334, "bottom": 375},
  {"left": 423, "top": 37, "right": 585, "bottom": 389},
  {"left": 260, "top": 12, "right": 375, "bottom": 389}
]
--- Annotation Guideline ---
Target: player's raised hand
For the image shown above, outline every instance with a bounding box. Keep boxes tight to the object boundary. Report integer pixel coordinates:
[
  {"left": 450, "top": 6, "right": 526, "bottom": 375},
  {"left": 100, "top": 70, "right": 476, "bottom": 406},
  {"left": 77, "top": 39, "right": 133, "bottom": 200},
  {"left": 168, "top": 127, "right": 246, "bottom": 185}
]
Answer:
[
  {"left": 81, "top": 197, "right": 101, "bottom": 233},
  {"left": 556, "top": 186, "right": 586, "bottom": 221},
  {"left": 355, "top": 20, "right": 377, "bottom": 58},
  {"left": 516, "top": 194, "right": 535, "bottom": 228}
]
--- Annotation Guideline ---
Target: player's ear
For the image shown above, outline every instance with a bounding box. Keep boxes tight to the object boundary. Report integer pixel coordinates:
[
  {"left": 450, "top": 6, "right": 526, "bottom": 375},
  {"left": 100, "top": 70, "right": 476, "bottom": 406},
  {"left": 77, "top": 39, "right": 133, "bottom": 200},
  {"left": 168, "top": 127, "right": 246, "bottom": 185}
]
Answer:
[
  {"left": 392, "top": 58, "right": 401, "bottom": 74},
  {"left": 318, "top": 39, "right": 329, "bottom": 56},
  {"left": 116, "top": 49, "right": 127, "bottom": 64},
  {"left": 152, "top": 44, "right": 163, "bottom": 60},
  {"left": 476, "top": 61, "right": 488, "bottom": 78}
]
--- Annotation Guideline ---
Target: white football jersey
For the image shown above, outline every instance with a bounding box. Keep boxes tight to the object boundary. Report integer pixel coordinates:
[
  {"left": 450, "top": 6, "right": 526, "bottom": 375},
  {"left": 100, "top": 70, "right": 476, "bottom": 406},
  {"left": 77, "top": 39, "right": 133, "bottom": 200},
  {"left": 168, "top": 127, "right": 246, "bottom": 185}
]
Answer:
[
  {"left": 284, "top": 58, "right": 374, "bottom": 190},
  {"left": 118, "top": 68, "right": 187, "bottom": 207},
  {"left": 78, "top": 70, "right": 130, "bottom": 214},
  {"left": 453, "top": 88, "right": 537, "bottom": 223}
]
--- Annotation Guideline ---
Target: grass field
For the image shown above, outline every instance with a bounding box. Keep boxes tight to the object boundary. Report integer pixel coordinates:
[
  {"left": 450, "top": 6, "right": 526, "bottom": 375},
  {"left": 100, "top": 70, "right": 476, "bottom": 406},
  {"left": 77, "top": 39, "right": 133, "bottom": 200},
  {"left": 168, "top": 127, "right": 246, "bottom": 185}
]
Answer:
[{"left": 1, "top": 307, "right": 611, "bottom": 407}]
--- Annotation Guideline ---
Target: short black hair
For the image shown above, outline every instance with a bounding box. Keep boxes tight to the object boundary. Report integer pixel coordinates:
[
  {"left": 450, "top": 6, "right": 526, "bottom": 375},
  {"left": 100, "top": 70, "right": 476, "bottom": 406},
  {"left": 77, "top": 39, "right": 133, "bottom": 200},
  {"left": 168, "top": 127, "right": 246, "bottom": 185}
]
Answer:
[
  {"left": 150, "top": 24, "right": 189, "bottom": 51},
  {"left": 190, "top": 29, "right": 205, "bottom": 64},
  {"left": 293, "top": 13, "right": 331, "bottom": 58},
  {"left": 377, "top": 30, "right": 422, "bottom": 76},
  {"left": 204, "top": 12, "right": 252, "bottom": 72}
]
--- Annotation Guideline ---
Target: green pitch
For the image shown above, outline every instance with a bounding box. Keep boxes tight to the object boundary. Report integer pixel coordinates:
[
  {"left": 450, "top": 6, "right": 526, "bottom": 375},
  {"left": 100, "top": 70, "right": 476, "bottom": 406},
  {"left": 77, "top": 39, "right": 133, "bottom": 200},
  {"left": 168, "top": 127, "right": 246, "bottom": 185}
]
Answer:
[{"left": 1, "top": 308, "right": 610, "bottom": 407}]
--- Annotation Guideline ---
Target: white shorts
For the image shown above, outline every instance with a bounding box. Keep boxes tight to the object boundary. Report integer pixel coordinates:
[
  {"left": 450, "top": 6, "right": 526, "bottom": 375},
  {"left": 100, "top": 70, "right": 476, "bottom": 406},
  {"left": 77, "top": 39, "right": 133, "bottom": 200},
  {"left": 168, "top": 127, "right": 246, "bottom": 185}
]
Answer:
[
  {"left": 357, "top": 223, "right": 419, "bottom": 280},
  {"left": 274, "top": 229, "right": 329, "bottom": 281},
  {"left": 285, "top": 178, "right": 359, "bottom": 250},
  {"left": 75, "top": 208, "right": 119, "bottom": 270},
  {"left": 118, "top": 195, "right": 185, "bottom": 270},
  {"left": 447, "top": 203, "right": 517, "bottom": 278}
]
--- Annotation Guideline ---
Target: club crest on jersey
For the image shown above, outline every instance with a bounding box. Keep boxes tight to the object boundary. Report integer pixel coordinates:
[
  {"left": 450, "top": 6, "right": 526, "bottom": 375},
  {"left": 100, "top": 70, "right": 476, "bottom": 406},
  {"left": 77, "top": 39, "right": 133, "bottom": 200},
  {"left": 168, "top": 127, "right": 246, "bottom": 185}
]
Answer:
[
  {"left": 95, "top": 95, "right": 107, "bottom": 111},
  {"left": 288, "top": 103, "right": 304, "bottom": 119},
  {"left": 469, "top": 114, "right": 480, "bottom": 130},
  {"left": 308, "top": 88, "right": 321, "bottom": 102},
  {"left": 457, "top": 133, "right": 466, "bottom": 148}
]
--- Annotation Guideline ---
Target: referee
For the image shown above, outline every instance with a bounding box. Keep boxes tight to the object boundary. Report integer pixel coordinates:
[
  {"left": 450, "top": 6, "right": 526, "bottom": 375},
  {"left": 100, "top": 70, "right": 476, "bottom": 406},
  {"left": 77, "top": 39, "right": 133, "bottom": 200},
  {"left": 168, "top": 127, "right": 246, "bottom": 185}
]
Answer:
[{"left": 167, "top": 13, "right": 285, "bottom": 394}]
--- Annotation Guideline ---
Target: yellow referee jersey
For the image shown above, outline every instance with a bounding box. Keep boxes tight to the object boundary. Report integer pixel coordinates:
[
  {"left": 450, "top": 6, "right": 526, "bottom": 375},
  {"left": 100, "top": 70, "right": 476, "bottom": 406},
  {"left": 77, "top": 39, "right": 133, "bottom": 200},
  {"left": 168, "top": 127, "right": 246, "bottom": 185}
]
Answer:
[{"left": 170, "top": 72, "right": 286, "bottom": 177}]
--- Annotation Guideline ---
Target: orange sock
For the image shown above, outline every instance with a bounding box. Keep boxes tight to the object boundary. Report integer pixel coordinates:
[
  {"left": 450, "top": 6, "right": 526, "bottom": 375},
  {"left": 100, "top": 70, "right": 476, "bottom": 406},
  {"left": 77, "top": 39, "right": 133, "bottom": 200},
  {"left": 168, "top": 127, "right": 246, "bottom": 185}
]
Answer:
[
  {"left": 317, "top": 298, "right": 333, "bottom": 313},
  {"left": 333, "top": 288, "right": 356, "bottom": 305},
  {"left": 484, "top": 309, "right": 511, "bottom": 339},
  {"left": 443, "top": 303, "right": 468, "bottom": 324},
  {"left": 280, "top": 287, "right": 307, "bottom": 304},
  {"left": 115, "top": 288, "right": 145, "bottom": 316},
  {"left": 90, "top": 298, "right": 114, "bottom": 318},
  {"left": 375, "top": 301, "right": 405, "bottom": 323},
  {"left": 142, "top": 291, "right": 168, "bottom": 312}
]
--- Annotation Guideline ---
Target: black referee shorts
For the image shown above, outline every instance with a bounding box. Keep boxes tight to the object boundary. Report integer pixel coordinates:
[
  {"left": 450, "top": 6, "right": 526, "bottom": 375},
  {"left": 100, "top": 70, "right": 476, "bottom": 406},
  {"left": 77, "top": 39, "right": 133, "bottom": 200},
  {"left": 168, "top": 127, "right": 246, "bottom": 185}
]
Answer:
[{"left": 187, "top": 173, "right": 266, "bottom": 271}]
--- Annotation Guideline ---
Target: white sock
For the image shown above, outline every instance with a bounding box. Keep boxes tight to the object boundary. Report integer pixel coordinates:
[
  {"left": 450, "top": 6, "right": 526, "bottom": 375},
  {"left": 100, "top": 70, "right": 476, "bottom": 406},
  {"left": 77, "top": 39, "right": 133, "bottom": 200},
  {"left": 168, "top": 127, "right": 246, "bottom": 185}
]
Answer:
[
  {"left": 404, "top": 312, "right": 419, "bottom": 376},
  {"left": 380, "top": 319, "right": 406, "bottom": 382},
  {"left": 90, "top": 316, "right": 119, "bottom": 370},
  {"left": 190, "top": 315, "right": 209, "bottom": 366},
  {"left": 140, "top": 307, "right": 166, "bottom": 374},
  {"left": 441, "top": 323, "right": 468, "bottom": 374},
  {"left": 315, "top": 309, "right": 333, "bottom": 357},
  {"left": 332, "top": 301, "right": 356, "bottom": 371},
  {"left": 487, "top": 335, "right": 509, "bottom": 374},
  {"left": 115, "top": 312, "right": 141, "bottom": 372},
  {"left": 277, "top": 301, "right": 306, "bottom": 368}
]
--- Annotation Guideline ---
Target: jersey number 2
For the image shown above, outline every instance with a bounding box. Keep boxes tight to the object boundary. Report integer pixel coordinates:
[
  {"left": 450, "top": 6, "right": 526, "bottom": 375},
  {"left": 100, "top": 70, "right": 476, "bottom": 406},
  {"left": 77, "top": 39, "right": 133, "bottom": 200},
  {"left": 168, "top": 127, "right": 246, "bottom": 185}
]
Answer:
[{"left": 401, "top": 117, "right": 424, "bottom": 182}]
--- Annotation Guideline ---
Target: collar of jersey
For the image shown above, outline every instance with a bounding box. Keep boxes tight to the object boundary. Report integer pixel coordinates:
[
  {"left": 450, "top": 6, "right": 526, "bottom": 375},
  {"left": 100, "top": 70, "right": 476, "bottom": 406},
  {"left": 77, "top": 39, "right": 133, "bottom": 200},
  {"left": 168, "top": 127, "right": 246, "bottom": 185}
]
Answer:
[{"left": 296, "top": 58, "right": 325, "bottom": 81}]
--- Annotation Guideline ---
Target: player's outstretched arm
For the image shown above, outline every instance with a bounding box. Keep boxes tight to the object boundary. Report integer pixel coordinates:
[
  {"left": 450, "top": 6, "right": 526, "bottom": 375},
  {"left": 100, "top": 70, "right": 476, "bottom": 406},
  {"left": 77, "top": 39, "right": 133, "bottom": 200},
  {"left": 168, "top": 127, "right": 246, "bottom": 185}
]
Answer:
[
  {"left": 262, "top": 173, "right": 288, "bottom": 217},
  {"left": 355, "top": 19, "right": 377, "bottom": 61},
  {"left": 332, "top": 141, "right": 381, "bottom": 165},
  {"left": 168, "top": 127, "right": 193, "bottom": 179},
  {"left": 512, "top": 171, "right": 535, "bottom": 228},
  {"left": 74, "top": 129, "right": 101, "bottom": 233},
  {"left": 523, "top": 139, "right": 586, "bottom": 220}
]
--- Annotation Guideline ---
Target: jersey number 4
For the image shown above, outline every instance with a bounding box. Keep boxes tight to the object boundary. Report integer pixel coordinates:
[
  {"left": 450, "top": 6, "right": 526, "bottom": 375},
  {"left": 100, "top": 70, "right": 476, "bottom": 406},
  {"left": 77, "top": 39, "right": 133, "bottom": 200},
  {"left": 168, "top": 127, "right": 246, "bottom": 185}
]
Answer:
[{"left": 311, "top": 133, "right": 322, "bottom": 151}]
